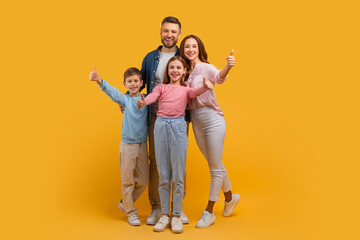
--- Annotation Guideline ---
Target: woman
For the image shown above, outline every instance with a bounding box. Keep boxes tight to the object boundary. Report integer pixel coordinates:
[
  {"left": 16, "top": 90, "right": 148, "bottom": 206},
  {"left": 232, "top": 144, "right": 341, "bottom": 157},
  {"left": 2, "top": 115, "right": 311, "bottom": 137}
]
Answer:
[{"left": 180, "top": 35, "right": 240, "bottom": 228}]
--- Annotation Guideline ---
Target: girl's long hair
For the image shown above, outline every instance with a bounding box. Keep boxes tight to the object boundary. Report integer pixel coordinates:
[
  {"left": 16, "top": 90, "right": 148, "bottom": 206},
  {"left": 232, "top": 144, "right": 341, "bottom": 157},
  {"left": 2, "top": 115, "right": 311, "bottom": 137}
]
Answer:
[{"left": 163, "top": 56, "right": 187, "bottom": 86}]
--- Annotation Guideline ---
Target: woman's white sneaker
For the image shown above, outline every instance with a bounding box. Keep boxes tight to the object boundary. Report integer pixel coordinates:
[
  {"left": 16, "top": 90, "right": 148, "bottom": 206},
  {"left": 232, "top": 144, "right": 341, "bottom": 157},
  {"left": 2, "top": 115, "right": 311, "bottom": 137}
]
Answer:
[
  {"left": 153, "top": 215, "right": 170, "bottom": 232},
  {"left": 195, "top": 211, "right": 216, "bottom": 228},
  {"left": 171, "top": 216, "right": 183, "bottom": 233},
  {"left": 223, "top": 194, "right": 240, "bottom": 217}
]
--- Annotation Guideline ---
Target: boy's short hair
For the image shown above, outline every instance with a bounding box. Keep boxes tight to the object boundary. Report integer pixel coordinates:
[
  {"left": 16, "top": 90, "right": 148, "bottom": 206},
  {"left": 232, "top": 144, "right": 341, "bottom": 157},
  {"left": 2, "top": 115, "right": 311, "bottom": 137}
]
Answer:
[
  {"left": 123, "top": 67, "right": 142, "bottom": 82},
  {"left": 161, "top": 16, "right": 181, "bottom": 32}
]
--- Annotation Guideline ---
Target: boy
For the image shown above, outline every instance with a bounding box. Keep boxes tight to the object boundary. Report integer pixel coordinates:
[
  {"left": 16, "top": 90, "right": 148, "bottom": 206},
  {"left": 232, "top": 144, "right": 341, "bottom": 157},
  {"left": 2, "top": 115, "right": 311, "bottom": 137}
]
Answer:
[{"left": 89, "top": 66, "right": 149, "bottom": 226}]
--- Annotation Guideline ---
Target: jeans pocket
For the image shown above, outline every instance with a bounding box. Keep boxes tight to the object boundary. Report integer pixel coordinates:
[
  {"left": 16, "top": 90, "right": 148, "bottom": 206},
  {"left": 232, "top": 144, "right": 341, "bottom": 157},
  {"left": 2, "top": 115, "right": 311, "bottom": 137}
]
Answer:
[{"left": 177, "top": 120, "right": 187, "bottom": 135}]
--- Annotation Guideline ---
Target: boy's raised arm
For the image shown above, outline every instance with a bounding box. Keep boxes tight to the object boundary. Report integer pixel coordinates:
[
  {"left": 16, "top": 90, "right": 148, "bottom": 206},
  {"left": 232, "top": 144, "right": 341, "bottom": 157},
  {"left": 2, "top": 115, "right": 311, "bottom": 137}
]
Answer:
[
  {"left": 89, "top": 66, "right": 125, "bottom": 105},
  {"left": 89, "top": 66, "right": 102, "bottom": 84}
]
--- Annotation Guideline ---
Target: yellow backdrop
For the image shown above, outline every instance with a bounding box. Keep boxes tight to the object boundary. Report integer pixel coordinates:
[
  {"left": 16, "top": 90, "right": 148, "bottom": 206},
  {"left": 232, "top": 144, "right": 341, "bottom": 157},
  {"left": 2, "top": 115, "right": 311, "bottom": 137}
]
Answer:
[{"left": 1, "top": 0, "right": 359, "bottom": 239}]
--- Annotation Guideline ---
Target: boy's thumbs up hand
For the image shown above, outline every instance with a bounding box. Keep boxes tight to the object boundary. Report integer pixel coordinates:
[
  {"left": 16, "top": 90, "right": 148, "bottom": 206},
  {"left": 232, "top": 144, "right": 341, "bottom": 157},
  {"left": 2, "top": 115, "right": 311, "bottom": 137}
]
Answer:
[
  {"left": 226, "top": 49, "right": 235, "bottom": 67},
  {"left": 203, "top": 76, "right": 213, "bottom": 90},
  {"left": 89, "top": 65, "right": 102, "bottom": 83},
  {"left": 137, "top": 94, "right": 146, "bottom": 109}
]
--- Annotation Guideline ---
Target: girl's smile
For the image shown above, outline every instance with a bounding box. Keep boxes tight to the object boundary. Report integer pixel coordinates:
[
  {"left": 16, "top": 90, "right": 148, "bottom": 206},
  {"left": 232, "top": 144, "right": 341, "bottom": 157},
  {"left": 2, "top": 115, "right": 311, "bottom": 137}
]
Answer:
[{"left": 168, "top": 60, "right": 186, "bottom": 85}]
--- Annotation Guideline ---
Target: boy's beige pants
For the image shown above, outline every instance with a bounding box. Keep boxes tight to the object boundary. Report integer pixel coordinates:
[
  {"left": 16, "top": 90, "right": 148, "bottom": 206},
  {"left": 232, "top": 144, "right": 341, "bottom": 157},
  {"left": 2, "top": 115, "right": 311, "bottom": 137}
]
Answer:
[{"left": 119, "top": 141, "right": 149, "bottom": 216}]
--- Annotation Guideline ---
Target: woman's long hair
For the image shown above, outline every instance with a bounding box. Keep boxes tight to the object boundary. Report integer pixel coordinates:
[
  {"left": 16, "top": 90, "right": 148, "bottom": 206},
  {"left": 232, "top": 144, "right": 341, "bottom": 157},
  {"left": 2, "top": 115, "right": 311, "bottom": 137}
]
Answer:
[
  {"left": 180, "top": 34, "right": 209, "bottom": 81},
  {"left": 163, "top": 56, "right": 187, "bottom": 86},
  {"left": 180, "top": 35, "right": 209, "bottom": 66}
]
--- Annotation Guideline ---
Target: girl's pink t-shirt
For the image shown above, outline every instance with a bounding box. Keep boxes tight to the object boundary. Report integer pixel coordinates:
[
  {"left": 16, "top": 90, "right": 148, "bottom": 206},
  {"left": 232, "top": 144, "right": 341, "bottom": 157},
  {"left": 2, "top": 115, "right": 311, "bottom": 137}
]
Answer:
[
  {"left": 186, "top": 62, "right": 227, "bottom": 116},
  {"left": 145, "top": 84, "right": 206, "bottom": 117}
]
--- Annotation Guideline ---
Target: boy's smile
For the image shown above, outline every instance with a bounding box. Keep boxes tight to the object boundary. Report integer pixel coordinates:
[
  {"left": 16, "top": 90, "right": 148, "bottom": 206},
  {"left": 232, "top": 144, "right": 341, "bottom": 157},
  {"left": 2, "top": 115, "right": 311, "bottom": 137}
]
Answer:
[{"left": 124, "top": 75, "right": 142, "bottom": 97}]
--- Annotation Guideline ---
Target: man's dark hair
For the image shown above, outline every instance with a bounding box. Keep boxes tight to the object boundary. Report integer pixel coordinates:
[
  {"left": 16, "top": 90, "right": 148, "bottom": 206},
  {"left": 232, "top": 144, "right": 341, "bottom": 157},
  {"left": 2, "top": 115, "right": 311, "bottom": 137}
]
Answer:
[{"left": 161, "top": 16, "right": 181, "bottom": 32}]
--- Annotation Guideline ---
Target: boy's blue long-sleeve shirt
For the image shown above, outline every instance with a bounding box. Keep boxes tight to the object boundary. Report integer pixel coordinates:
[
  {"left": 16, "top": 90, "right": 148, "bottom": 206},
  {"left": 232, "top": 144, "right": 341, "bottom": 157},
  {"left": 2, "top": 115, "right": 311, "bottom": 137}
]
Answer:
[{"left": 98, "top": 80, "right": 148, "bottom": 143}]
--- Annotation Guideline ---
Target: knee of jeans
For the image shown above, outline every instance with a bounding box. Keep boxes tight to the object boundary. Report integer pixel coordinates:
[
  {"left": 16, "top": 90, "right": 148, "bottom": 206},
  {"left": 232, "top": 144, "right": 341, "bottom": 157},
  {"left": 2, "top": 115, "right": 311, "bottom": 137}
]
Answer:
[
  {"left": 172, "top": 180, "right": 184, "bottom": 192},
  {"left": 159, "top": 176, "right": 171, "bottom": 186}
]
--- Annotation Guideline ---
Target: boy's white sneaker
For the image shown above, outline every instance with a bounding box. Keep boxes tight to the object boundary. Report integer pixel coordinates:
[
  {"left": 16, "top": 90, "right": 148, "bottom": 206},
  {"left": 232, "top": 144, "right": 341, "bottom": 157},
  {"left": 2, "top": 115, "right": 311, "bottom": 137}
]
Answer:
[
  {"left": 127, "top": 214, "right": 141, "bottom": 226},
  {"left": 153, "top": 215, "right": 170, "bottom": 232},
  {"left": 180, "top": 211, "right": 189, "bottom": 224},
  {"left": 195, "top": 211, "right": 216, "bottom": 228},
  {"left": 146, "top": 209, "right": 162, "bottom": 225},
  {"left": 223, "top": 194, "right": 241, "bottom": 217},
  {"left": 171, "top": 216, "right": 183, "bottom": 234},
  {"left": 117, "top": 200, "right": 125, "bottom": 213}
]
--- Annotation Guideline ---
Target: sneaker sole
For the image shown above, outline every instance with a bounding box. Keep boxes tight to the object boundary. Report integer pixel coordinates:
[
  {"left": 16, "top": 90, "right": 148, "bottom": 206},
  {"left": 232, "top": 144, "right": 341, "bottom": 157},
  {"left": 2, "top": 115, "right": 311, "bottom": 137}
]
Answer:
[
  {"left": 195, "top": 217, "right": 216, "bottom": 228},
  {"left": 181, "top": 218, "right": 189, "bottom": 224},
  {"left": 223, "top": 195, "right": 241, "bottom": 217},
  {"left": 153, "top": 224, "right": 170, "bottom": 232},
  {"left": 128, "top": 222, "right": 141, "bottom": 226},
  {"left": 172, "top": 228, "right": 183, "bottom": 234},
  {"left": 146, "top": 221, "right": 156, "bottom": 226},
  {"left": 195, "top": 220, "right": 215, "bottom": 228}
]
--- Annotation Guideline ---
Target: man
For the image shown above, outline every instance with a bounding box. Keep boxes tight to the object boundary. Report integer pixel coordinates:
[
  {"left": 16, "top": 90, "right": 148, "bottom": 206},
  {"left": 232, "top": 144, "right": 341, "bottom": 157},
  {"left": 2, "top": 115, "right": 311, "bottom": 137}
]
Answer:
[{"left": 140, "top": 16, "right": 189, "bottom": 225}]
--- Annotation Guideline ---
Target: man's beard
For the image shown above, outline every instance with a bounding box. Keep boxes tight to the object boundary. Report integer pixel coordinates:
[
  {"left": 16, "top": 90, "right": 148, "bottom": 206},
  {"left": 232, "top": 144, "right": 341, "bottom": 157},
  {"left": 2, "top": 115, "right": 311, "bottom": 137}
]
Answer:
[{"left": 161, "top": 38, "right": 178, "bottom": 49}]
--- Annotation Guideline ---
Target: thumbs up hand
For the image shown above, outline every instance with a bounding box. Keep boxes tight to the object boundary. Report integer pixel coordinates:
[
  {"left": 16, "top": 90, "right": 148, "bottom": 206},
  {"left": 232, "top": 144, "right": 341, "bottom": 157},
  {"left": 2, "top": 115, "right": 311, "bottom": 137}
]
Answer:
[
  {"left": 89, "top": 66, "right": 102, "bottom": 83},
  {"left": 226, "top": 49, "right": 235, "bottom": 67},
  {"left": 203, "top": 76, "right": 213, "bottom": 90},
  {"left": 137, "top": 94, "right": 146, "bottom": 109}
]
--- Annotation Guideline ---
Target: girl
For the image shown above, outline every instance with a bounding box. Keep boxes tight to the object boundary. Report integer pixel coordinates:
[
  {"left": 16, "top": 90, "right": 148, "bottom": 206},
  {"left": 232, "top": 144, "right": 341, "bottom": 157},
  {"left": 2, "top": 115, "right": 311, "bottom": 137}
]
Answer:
[
  {"left": 137, "top": 56, "right": 213, "bottom": 233},
  {"left": 179, "top": 35, "right": 240, "bottom": 228}
]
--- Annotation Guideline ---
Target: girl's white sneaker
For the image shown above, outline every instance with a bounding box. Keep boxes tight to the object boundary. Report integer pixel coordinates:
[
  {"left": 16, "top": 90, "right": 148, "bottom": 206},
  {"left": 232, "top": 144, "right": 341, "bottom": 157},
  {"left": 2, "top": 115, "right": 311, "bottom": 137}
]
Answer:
[
  {"left": 153, "top": 215, "right": 170, "bottom": 232},
  {"left": 171, "top": 216, "right": 183, "bottom": 233}
]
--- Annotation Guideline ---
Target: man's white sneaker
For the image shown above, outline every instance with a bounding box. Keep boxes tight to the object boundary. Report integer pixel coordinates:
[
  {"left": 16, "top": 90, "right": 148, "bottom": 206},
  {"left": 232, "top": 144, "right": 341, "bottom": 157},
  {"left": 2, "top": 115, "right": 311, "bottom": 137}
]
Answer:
[
  {"left": 153, "top": 215, "right": 170, "bottom": 232},
  {"left": 171, "top": 216, "right": 183, "bottom": 234},
  {"left": 180, "top": 211, "right": 189, "bottom": 224},
  {"left": 117, "top": 200, "right": 125, "bottom": 213},
  {"left": 127, "top": 214, "right": 141, "bottom": 226},
  {"left": 195, "top": 211, "right": 216, "bottom": 228},
  {"left": 223, "top": 194, "right": 240, "bottom": 217},
  {"left": 146, "top": 209, "right": 161, "bottom": 225}
]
